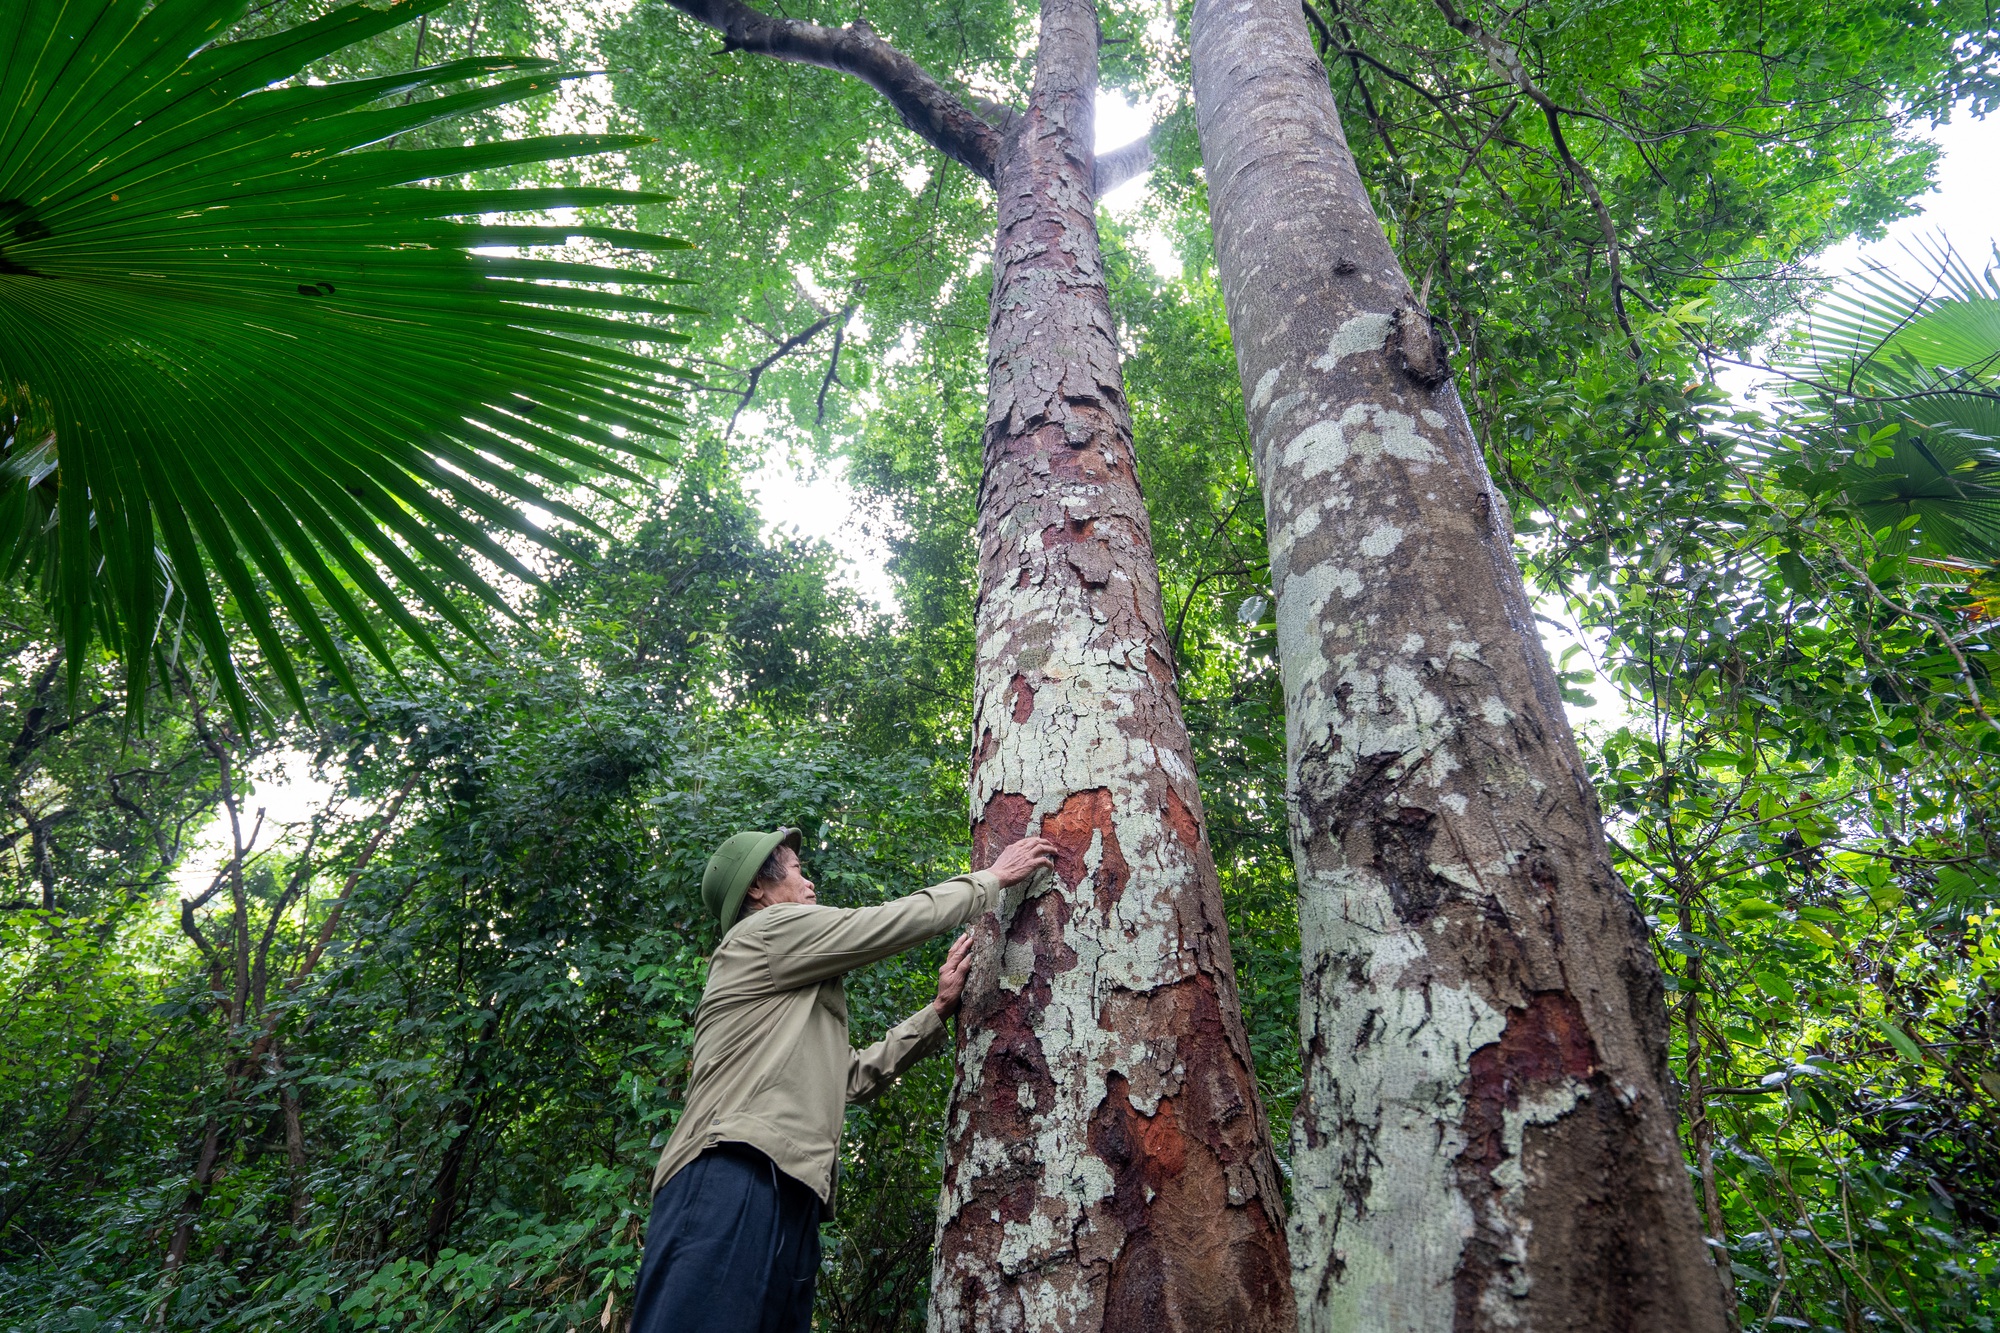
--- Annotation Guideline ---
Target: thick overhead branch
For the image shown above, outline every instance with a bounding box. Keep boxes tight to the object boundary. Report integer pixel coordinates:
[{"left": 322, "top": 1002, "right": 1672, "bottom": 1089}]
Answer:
[
  {"left": 1094, "top": 132, "right": 1155, "bottom": 196},
  {"left": 665, "top": 0, "right": 1001, "bottom": 181},
  {"left": 970, "top": 95, "right": 1024, "bottom": 136}
]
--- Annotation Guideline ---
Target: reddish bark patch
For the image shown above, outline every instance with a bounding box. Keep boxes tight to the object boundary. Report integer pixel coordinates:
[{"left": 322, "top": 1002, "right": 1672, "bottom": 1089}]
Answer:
[
  {"left": 1088, "top": 975, "right": 1294, "bottom": 1332},
  {"left": 969, "top": 965, "right": 1059, "bottom": 1137},
  {"left": 1041, "top": 787, "right": 1131, "bottom": 914},
  {"left": 1094, "top": 1077, "right": 1189, "bottom": 1182},
  {"left": 1008, "top": 672, "right": 1036, "bottom": 723},
  {"left": 973, "top": 791, "right": 1033, "bottom": 868},
  {"left": 945, "top": 893, "right": 1072, "bottom": 1246},
  {"left": 1163, "top": 786, "right": 1203, "bottom": 856},
  {"left": 1454, "top": 990, "right": 1602, "bottom": 1330},
  {"left": 1460, "top": 992, "right": 1597, "bottom": 1169}
]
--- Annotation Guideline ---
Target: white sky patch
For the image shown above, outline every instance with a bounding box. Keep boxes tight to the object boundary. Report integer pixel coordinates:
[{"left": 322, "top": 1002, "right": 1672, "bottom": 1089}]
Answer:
[
  {"left": 1534, "top": 592, "right": 1628, "bottom": 740},
  {"left": 1095, "top": 90, "right": 1180, "bottom": 279},
  {"left": 742, "top": 419, "right": 897, "bottom": 611},
  {"left": 170, "top": 750, "right": 340, "bottom": 903},
  {"left": 794, "top": 264, "right": 835, "bottom": 308},
  {"left": 1818, "top": 109, "right": 1999, "bottom": 282},
  {"left": 1717, "top": 105, "right": 1999, "bottom": 402}
]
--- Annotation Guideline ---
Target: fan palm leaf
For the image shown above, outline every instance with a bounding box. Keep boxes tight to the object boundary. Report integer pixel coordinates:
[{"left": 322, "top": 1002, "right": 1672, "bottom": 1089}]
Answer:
[
  {"left": 1797, "top": 240, "right": 2000, "bottom": 385},
  {"left": 0, "top": 0, "right": 696, "bottom": 728},
  {"left": 1779, "top": 241, "right": 2000, "bottom": 562},
  {"left": 1837, "top": 421, "right": 2000, "bottom": 560}
]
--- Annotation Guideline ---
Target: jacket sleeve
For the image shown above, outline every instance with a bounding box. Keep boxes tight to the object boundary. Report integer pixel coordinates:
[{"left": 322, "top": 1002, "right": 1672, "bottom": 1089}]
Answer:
[
  {"left": 847, "top": 1003, "right": 949, "bottom": 1104},
  {"left": 757, "top": 871, "right": 1002, "bottom": 993}
]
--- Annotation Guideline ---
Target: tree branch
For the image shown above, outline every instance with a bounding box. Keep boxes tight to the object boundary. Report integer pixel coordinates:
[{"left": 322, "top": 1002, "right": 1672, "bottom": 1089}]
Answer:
[
  {"left": 816, "top": 300, "right": 860, "bottom": 424},
  {"left": 666, "top": 0, "right": 1001, "bottom": 181},
  {"left": 287, "top": 770, "right": 421, "bottom": 992},
  {"left": 1094, "top": 132, "right": 1155, "bottom": 196},
  {"left": 970, "top": 95, "right": 1024, "bottom": 135},
  {"left": 727, "top": 314, "right": 834, "bottom": 438},
  {"left": 252, "top": 816, "right": 326, "bottom": 1017},
  {"left": 1304, "top": 0, "right": 1399, "bottom": 163}
]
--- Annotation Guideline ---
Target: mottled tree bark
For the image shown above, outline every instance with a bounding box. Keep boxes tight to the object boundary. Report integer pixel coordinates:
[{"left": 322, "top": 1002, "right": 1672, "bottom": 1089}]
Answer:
[
  {"left": 1188, "top": 4, "right": 1730, "bottom": 1331},
  {"left": 926, "top": 3, "right": 1292, "bottom": 1329}
]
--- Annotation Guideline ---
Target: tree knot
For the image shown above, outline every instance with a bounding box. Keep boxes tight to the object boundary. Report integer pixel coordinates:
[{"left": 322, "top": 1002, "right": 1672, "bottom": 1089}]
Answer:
[{"left": 1392, "top": 304, "right": 1449, "bottom": 388}]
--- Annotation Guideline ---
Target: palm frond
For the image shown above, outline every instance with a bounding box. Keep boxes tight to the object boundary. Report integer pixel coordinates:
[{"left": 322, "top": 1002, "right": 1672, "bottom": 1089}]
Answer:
[
  {"left": 1838, "top": 424, "right": 2000, "bottom": 561},
  {"left": 1796, "top": 238, "right": 2000, "bottom": 390},
  {"left": 0, "top": 0, "right": 696, "bottom": 728},
  {"left": 1771, "top": 240, "right": 2000, "bottom": 563}
]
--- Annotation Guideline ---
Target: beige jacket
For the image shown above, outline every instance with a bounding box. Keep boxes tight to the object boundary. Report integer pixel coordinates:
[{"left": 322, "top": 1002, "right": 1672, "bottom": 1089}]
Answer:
[{"left": 650, "top": 869, "right": 1002, "bottom": 1210}]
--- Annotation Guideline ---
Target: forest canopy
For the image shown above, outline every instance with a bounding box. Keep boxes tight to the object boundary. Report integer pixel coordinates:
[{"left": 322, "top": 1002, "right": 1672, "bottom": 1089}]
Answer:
[{"left": 2, "top": 0, "right": 1997, "bottom": 1329}]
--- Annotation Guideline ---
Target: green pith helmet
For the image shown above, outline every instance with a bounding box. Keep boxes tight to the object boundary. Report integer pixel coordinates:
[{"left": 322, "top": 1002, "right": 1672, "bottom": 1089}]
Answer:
[{"left": 702, "top": 827, "right": 802, "bottom": 929}]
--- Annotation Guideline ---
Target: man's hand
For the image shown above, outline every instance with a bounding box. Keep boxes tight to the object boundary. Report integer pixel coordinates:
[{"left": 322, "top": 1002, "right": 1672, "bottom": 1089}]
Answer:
[
  {"left": 988, "top": 836, "right": 1059, "bottom": 889},
  {"left": 933, "top": 932, "right": 975, "bottom": 1018}
]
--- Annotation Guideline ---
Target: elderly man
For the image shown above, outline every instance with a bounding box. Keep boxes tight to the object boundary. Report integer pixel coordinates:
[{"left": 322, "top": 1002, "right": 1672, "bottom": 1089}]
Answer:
[{"left": 630, "top": 826, "right": 1058, "bottom": 1333}]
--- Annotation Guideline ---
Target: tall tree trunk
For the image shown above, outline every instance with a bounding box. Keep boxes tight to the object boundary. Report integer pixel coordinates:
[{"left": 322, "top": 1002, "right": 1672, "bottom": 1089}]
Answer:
[
  {"left": 280, "top": 1072, "right": 308, "bottom": 1231},
  {"left": 928, "top": 3, "right": 1292, "bottom": 1329},
  {"left": 422, "top": 1095, "right": 483, "bottom": 1261},
  {"left": 654, "top": 1, "right": 1290, "bottom": 1322},
  {"left": 1187, "top": 4, "right": 1730, "bottom": 1330}
]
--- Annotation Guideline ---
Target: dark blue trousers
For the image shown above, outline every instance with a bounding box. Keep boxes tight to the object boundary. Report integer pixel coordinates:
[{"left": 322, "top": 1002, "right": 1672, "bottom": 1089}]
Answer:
[{"left": 630, "top": 1143, "right": 821, "bottom": 1333}]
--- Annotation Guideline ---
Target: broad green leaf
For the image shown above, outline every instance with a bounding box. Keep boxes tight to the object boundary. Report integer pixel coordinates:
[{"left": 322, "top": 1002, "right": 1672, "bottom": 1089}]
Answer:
[
  {"left": 1754, "top": 971, "right": 1797, "bottom": 1003},
  {"left": 0, "top": 0, "right": 696, "bottom": 728},
  {"left": 1874, "top": 1017, "right": 1925, "bottom": 1065}
]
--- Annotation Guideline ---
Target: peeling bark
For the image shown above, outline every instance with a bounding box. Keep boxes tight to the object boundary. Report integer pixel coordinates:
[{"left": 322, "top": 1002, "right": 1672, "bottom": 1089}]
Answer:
[
  {"left": 1187, "top": 3, "right": 1730, "bottom": 1329},
  {"left": 928, "top": 3, "right": 1292, "bottom": 1329}
]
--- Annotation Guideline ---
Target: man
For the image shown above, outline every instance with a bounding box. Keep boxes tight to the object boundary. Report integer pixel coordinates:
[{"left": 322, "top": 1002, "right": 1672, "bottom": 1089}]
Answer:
[{"left": 630, "top": 826, "right": 1059, "bottom": 1333}]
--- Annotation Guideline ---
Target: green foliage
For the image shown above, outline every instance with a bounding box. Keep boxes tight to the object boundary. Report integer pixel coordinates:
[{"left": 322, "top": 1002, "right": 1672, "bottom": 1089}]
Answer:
[
  {"left": 0, "top": 0, "right": 694, "bottom": 726},
  {"left": 4, "top": 0, "right": 1999, "bottom": 1330},
  {"left": 0, "top": 467, "right": 973, "bottom": 1331}
]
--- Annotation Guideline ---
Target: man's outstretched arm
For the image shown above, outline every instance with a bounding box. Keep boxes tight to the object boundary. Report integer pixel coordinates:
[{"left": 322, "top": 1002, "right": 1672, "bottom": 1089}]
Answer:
[{"left": 760, "top": 838, "right": 1056, "bottom": 992}]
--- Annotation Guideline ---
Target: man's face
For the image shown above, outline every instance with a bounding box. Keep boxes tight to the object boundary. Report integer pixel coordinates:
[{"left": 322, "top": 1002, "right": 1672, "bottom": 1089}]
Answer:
[{"left": 745, "top": 846, "right": 816, "bottom": 911}]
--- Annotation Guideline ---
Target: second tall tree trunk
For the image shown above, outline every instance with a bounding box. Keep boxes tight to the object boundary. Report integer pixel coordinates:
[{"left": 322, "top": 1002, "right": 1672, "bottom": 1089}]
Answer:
[
  {"left": 928, "top": 2, "right": 1294, "bottom": 1329},
  {"left": 1188, "top": 3, "right": 1731, "bottom": 1330}
]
